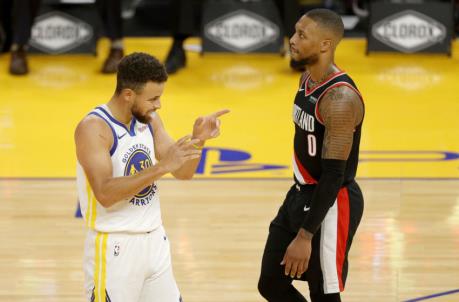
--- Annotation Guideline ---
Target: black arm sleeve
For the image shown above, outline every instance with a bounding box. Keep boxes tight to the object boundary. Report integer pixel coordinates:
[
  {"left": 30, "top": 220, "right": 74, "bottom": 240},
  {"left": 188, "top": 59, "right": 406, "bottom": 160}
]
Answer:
[{"left": 301, "top": 159, "right": 346, "bottom": 234}]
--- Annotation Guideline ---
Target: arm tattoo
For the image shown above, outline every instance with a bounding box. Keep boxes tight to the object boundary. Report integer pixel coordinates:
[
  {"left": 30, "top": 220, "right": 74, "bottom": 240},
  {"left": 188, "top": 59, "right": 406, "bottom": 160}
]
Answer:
[{"left": 319, "top": 86, "right": 363, "bottom": 160}]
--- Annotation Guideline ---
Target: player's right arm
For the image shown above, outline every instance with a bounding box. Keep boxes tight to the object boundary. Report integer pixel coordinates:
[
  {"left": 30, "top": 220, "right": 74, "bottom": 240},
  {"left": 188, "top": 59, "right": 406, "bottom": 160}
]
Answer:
[{"left": 75, "top": 116, "right": 201, "bottom": 208}]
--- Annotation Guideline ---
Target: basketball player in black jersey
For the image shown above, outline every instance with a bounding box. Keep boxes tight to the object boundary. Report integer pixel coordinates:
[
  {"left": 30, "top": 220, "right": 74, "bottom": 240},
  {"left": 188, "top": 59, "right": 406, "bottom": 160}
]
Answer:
[{"left": 258, "top": 9, "right": 364, "bottom": 302}]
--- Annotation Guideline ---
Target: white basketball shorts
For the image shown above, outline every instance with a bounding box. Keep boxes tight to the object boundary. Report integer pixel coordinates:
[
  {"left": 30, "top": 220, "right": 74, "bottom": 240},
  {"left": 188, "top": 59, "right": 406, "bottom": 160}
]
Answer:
[{"left": 83, "top": 225, "right": 182, "bottom": 302}]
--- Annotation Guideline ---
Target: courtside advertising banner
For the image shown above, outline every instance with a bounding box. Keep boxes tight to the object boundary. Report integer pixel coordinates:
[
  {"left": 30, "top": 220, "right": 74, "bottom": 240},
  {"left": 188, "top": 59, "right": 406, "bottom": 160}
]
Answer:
[
  {"left": 29, "top": 4, "right": 98, "bottom": 54},
  {"left": 367, "top": 1, "right": 453, "bottom": 55},
  {"left": 202, "top": 0, "right": 283, "bottom": 53}
]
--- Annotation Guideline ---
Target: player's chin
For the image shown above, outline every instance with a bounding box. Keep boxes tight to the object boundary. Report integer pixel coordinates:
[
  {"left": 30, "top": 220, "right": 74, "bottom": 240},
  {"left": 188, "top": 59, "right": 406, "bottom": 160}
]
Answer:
[
  {"left": 137, "top": 114, "right": 152, "bottom": 124},
  {"left": 290, "top": 52, "right": 302, "bottom": 62}
]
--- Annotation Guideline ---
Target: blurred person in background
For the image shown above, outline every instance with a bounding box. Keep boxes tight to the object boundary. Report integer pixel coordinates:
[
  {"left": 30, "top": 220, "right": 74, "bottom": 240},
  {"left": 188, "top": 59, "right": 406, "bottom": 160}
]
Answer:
[
  {"left": 1, "top": 0, "right": 125, "bottom": 75},
  {"left": 163, "top": 0, "right": 199, "bottom": 74},
  {"left": 3, "top": 0, "right": 41, "bottom": 75},
  {"left": 456, "top": 0, "right": 459, "bottom": 33},
  {"left": 97, "top": 0, "right": 125, "bottom": 74},
  {"left": 164, "top": 0, "right": 304, "bottom": 74}
]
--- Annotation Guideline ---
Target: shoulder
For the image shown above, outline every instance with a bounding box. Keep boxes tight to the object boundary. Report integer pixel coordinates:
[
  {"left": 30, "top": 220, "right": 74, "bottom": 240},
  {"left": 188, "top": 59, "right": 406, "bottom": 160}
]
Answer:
[
  {"left": 75, "top": 114, "right": 113, "bottom": 146},
  {"left": 319, "top": 85, "right": 364, "bottom": 125},
  {"left": 75, "top": 114, "right": 109, "bottom": 135},
  {"left": 323, "top": 85, "right": 359, "bottom": 103}
]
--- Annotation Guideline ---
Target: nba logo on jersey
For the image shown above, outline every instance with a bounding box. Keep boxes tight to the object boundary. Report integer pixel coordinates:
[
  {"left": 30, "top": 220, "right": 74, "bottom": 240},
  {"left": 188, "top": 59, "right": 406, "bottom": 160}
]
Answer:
[
  {"left": 309, "top": 96, "right": 318, "bottom": 104},
  {"left": 114, "top": 243, "right": 120, "bottom": 256}
]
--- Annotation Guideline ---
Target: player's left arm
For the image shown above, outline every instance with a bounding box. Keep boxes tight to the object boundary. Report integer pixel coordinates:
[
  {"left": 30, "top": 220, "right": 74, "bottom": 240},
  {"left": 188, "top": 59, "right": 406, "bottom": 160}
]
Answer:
[
  {"left": 300, "top": 85, "right": 364, "bottom": 235},
  {"left": 282, "top": 86, "right": 363, "bottom": 278},
  {"left": 150, "top": 110, "right": 229, "bottom": 180}
]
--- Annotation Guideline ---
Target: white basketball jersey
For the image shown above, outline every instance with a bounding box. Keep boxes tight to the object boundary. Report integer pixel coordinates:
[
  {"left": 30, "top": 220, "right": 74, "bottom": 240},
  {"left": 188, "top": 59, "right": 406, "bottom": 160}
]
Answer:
[{"left": 77, "top": 104, "right": 162, "bottom": 233}]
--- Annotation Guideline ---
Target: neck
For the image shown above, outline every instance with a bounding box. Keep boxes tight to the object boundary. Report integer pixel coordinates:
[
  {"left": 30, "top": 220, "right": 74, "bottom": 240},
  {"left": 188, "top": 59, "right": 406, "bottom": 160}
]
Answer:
[
  {"left": 307, "top": 59, "right": 335, "bottom": 83},
  {"left": 107, "top": 96, "right": 132, "bottom": 126}
]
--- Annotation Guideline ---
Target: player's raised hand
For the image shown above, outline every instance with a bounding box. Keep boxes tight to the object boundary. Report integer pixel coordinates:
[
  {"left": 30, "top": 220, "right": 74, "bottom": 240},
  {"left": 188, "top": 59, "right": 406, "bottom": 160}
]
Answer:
[
  {"left": 192, "top": 109, "right": 230, "bottom": 141},
  {"left": 160, "top": 135, "right": 202, "bottom": 172}
]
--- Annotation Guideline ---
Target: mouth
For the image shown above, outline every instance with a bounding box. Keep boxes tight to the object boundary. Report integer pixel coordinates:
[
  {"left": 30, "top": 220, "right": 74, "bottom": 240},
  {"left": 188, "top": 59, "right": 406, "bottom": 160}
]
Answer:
[{"left": 290, "top": 45, "right": 298, "bottom": 54}]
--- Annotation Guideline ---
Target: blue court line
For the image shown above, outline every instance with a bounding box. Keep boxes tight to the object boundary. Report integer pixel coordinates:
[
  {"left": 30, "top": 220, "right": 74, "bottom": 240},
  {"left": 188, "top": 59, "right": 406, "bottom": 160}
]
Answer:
[{"left": 404, "top": 289, "right": 459, "bottom": 302}]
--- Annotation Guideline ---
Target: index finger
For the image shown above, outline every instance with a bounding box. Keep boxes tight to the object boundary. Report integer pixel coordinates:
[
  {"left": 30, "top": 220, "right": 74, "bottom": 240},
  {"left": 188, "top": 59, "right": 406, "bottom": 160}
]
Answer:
[
  {"left": 176, "top": 135, "right": 192, "bottom": 146},
  {"left": 211, "top": 109, "right": 230, "bottom": 118},
  {"left": 284, "top": 259, "right": 292, "bottom": 276}
]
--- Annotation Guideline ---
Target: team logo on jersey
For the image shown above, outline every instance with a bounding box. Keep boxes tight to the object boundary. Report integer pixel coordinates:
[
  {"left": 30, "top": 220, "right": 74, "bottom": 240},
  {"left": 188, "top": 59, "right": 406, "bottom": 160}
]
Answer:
[
  {"left": 292, "top": 104, "right": 315, "bottom": 132},
  {"left": 124, "top": 148, "right": 157, "bottom": 206}
]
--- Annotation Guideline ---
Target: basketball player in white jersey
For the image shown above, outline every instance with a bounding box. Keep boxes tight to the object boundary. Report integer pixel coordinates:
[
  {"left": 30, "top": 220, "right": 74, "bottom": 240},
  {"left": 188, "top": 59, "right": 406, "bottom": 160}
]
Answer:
[{"left": 75, "top": 52, "right": 229, "bottom": 302}]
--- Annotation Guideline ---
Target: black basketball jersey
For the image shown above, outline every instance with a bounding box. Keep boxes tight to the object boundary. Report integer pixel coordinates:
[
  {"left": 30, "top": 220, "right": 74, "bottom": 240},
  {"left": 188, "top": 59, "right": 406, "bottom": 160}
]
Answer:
[{"left": 292, "top": 68, "right": 364, "bottom": 186}]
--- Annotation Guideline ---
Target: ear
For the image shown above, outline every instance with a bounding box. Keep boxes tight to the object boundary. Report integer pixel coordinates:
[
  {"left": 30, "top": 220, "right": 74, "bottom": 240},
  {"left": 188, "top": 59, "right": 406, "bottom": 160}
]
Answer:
[
  {"left": 121, "top": 88, "right": 135, "bottom": 103},
  {"left": 320, "top": 39, "right": 332, "bottom": 53}
]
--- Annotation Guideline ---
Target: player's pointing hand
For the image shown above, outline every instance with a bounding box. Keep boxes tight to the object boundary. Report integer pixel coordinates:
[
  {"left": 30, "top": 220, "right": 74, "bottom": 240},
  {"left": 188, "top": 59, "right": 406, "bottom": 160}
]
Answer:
[{"left": 192, "top": 109, "right": 230, "bottom": 141}]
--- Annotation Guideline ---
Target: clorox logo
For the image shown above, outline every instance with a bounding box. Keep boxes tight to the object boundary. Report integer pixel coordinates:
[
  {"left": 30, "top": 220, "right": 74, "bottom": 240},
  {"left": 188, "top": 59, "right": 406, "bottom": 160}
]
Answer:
[
  {"left": 204, "top": 10, "right": 280, "bottom": 53},
  {"left": 372, "top": 10, "right": 446, "bottom": 53},
  {"left": 30, "top": 11, "right": 93, "bottom": 54},
  {"left": 377, "top": 65, "right": 442, "bottom": 91}
]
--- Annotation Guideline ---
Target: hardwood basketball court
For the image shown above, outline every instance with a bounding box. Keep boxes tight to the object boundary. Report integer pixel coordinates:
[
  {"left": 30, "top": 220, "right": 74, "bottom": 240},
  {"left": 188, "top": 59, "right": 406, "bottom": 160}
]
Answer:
[{"left": 0, "top": 38, "right": 458, "bottom": 301}]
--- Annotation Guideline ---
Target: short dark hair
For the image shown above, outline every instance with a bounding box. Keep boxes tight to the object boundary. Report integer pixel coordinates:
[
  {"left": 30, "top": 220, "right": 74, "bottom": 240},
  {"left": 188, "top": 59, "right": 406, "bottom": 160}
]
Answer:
[
  {"left": 115, "top": 52, "right": 168, "bottom": 95},
  {"left": 305, "top": 9, "right": 344, "bottom": 41}
]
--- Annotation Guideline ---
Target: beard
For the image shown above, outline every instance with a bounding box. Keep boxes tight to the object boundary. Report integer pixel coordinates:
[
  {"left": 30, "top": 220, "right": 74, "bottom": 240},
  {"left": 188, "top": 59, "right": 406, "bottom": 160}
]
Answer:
[
  {"left": 131, "top": 104, "right": 152, "bottom": 124},
  {"left": 293, "top": 53, "right": 319, "bottom": 68}
]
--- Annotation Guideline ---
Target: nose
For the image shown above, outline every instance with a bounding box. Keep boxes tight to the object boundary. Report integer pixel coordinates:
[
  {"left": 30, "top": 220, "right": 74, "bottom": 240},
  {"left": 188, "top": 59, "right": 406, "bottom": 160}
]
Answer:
[
  {"left": 154, "top": 100, "right": 161, "bottom": 110},
  {"left": 289, "top": 34, "right": 295, "bottom": 47}
]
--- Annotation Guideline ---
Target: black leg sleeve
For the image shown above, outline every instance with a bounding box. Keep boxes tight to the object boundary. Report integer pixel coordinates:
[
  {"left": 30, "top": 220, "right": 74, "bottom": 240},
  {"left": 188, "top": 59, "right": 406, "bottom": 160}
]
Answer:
[{"left": 12, "top": 0, "right": 41, "bottom": 46}]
